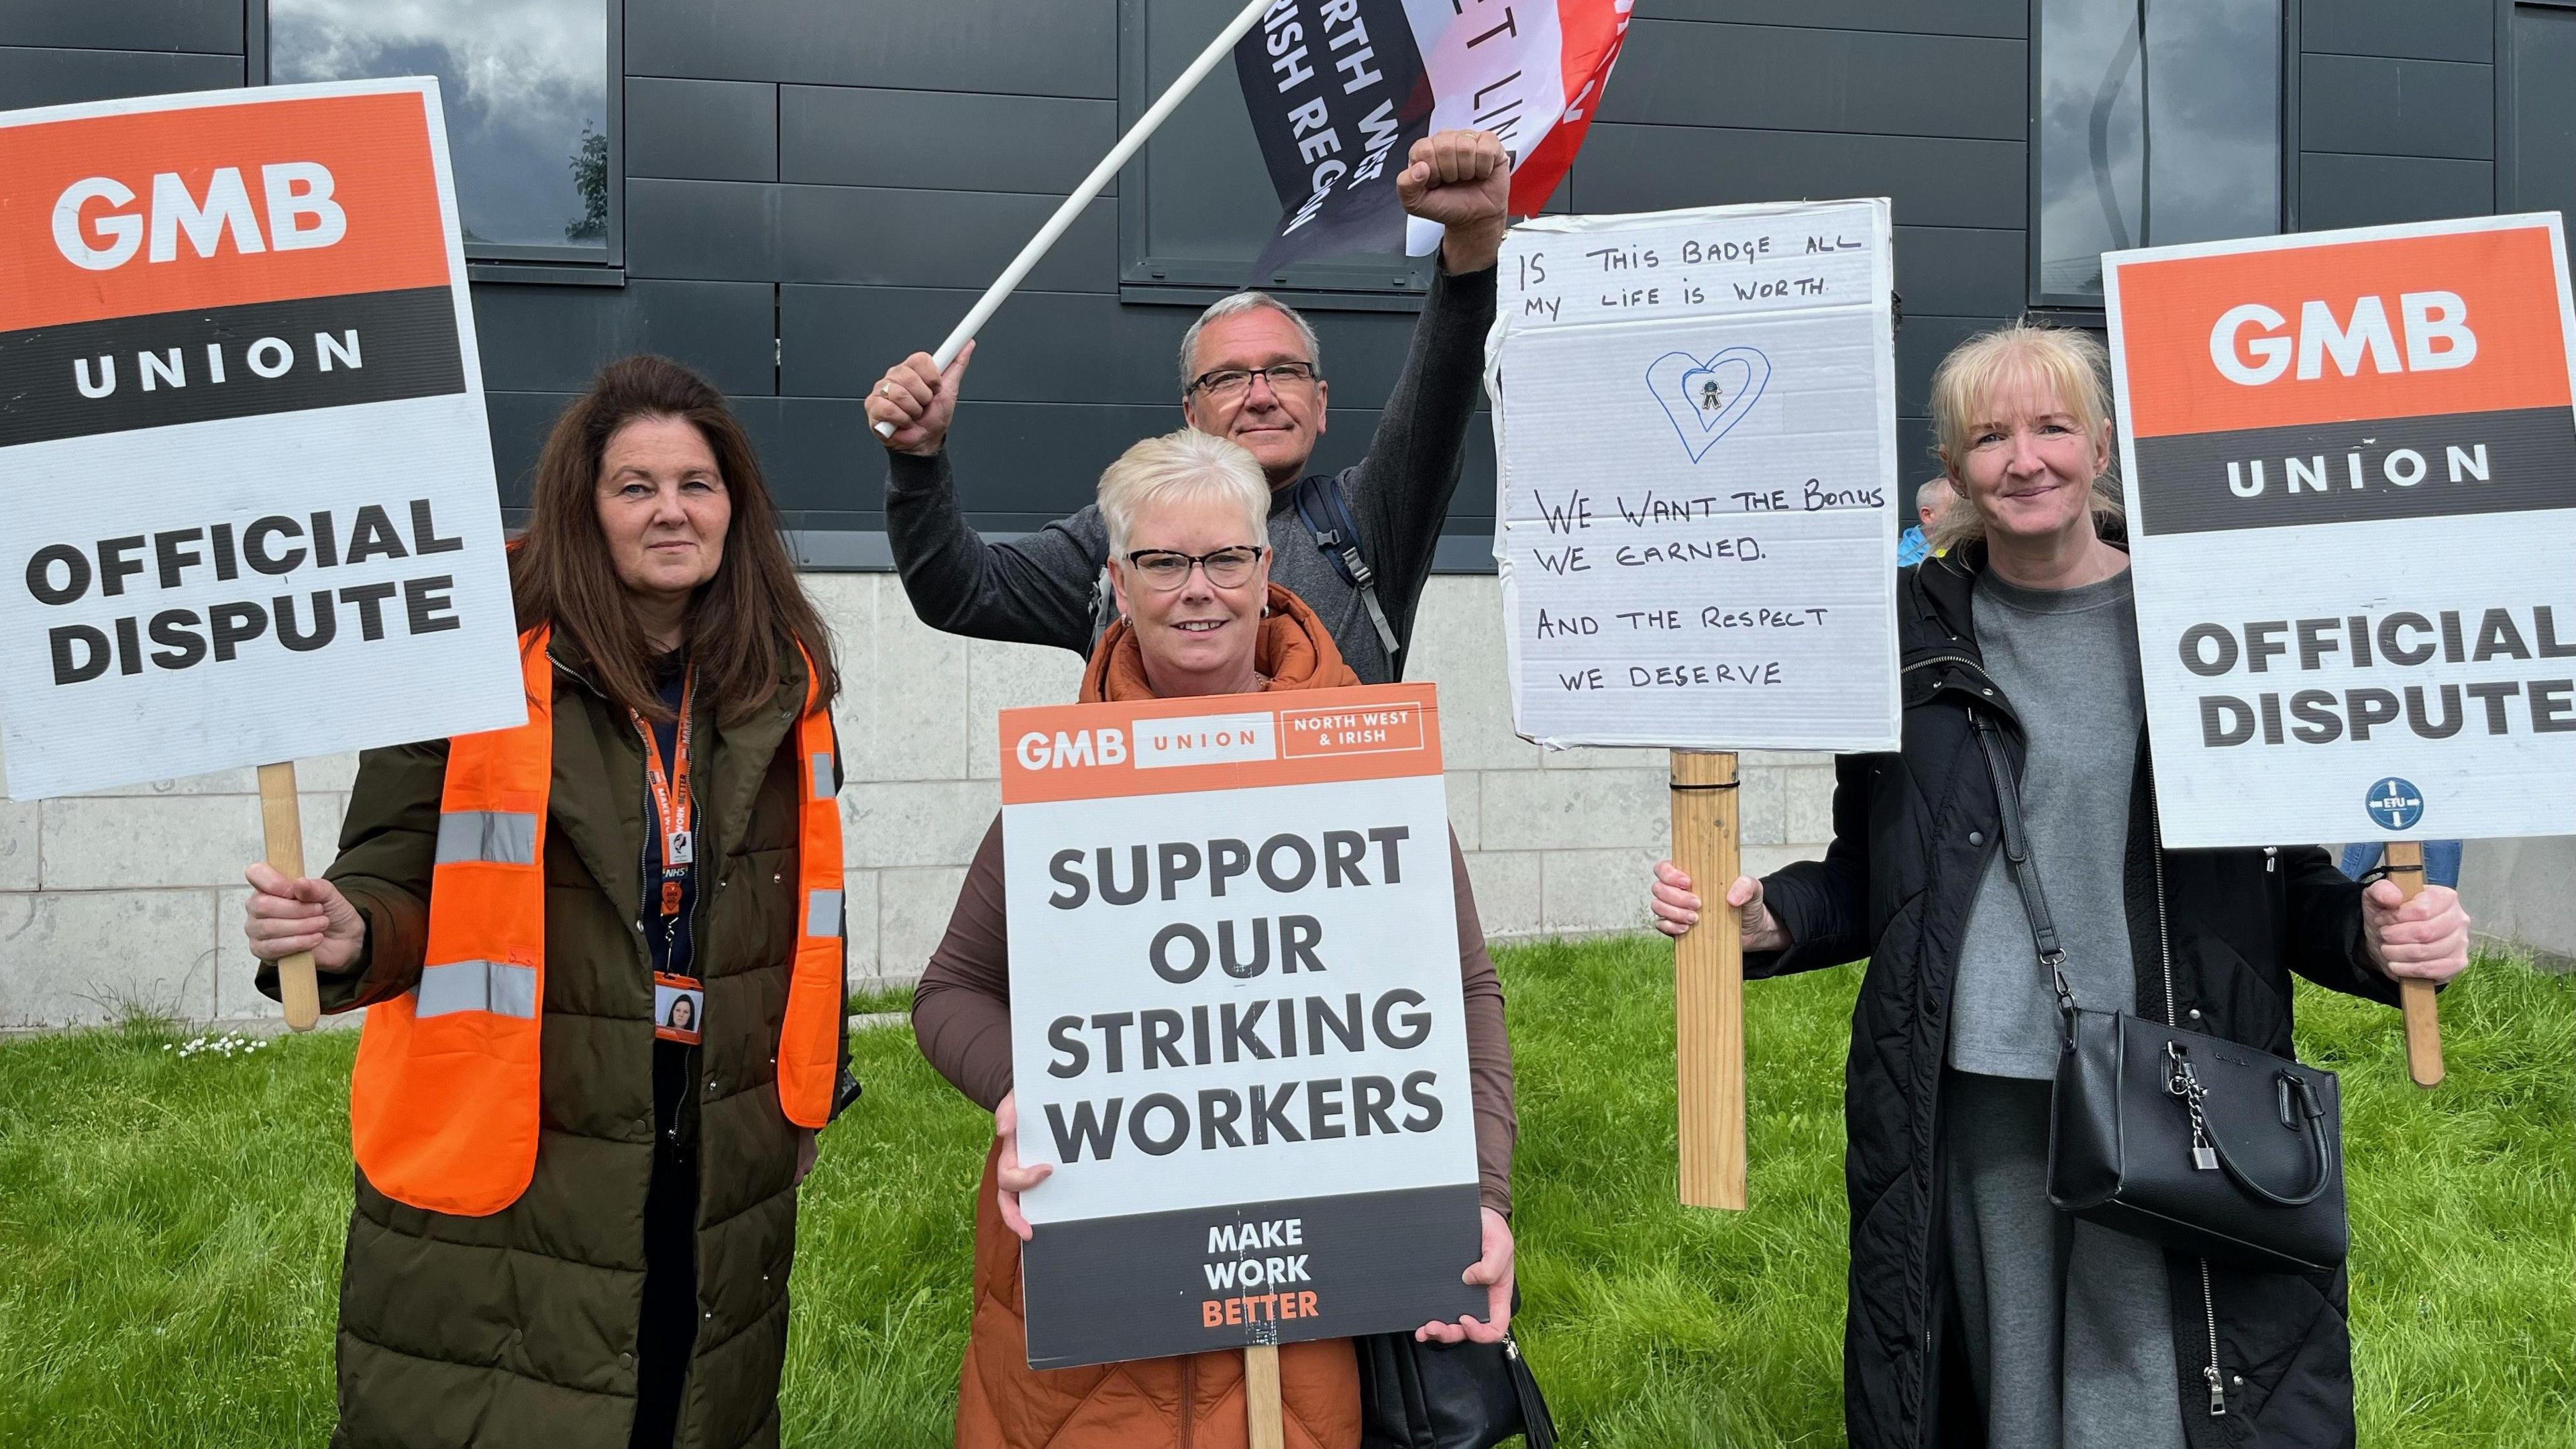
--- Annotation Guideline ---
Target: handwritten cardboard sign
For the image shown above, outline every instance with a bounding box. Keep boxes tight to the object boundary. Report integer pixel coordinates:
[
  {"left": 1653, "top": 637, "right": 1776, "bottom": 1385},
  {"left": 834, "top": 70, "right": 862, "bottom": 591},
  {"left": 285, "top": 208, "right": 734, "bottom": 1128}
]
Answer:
[
  {"left": 0, "top": 79, "right": 523, "bottom": 799},
  {"left": 2104, "top": 214, "right": 2576, "bottom": 847},
  {"left": 1000, "top": 684, "right": 1483, "bottom": 1370},
  {"left": 1485, "top": 199, "right": 1902, "bottom": 751}
]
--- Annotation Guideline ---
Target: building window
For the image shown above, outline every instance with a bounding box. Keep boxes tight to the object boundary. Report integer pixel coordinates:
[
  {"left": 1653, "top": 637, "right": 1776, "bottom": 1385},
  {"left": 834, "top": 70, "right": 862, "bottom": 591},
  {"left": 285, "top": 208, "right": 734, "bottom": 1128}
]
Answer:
[
  {"left": 2511, "top": 3, "right": 2576, "bottom": 220},
  {"left": 266, "top": 0, "right": 619, "bottom": 264},
  {"left": 1120, "top": 0, "right": 1428, "bottom": 301},
  {"left": 2033, "top": 0, "right": 2283, "bottom": 305}
]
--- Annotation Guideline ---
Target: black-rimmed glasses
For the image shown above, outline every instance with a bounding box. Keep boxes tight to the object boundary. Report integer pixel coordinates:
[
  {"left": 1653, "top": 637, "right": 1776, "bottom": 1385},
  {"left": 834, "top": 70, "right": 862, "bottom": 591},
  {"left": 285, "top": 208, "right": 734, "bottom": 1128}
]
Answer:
[
  {"left": 1122, "top": 545, "right": 1267, "bottom": 590},
  {"left": 1186, "top": 362, "right": 1320, "bottom": 401}
]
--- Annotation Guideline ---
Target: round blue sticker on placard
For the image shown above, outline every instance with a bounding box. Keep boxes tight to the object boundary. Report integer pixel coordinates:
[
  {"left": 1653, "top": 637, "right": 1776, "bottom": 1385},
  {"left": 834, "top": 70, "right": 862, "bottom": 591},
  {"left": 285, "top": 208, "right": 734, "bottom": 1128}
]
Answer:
[{"left": 2364, "top": 777, "right": 2425, "bottom": 830}]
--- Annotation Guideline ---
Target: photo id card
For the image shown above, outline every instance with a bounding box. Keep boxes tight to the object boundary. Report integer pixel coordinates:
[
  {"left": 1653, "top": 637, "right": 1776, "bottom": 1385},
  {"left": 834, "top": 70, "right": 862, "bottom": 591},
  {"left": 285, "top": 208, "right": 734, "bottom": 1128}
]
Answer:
[{"left": 652, "top": 971, "right": 703, "bottom": 1044}]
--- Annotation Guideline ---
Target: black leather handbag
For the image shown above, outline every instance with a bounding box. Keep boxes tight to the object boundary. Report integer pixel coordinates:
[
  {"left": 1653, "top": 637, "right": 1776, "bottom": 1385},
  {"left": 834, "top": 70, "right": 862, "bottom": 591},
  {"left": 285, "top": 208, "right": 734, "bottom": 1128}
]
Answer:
[
  {"left": 1354, "top": 1293, "right": 1556, "bottom": 1449},
  {"left": 1972, "top": 717, "right": 2349, "bottom": 1276}
]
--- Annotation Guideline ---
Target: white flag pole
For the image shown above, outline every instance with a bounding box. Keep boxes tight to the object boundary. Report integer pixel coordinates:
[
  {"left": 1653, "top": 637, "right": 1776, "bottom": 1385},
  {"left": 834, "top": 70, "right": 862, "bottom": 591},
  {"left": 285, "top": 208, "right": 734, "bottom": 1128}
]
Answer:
[{"left": 873, "top": 0, "right": 1275, "bottom": 437}]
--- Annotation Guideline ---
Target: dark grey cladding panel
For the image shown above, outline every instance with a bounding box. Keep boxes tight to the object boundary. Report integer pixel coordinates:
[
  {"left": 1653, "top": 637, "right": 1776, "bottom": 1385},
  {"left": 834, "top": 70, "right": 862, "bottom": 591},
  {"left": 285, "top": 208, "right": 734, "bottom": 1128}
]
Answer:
[
  {"left": 782, "top": 286, "right": 1187, "bottom": 401},
  {"left": 2301, "top": 54, "right": 2496, "bottom": 160},
  {"left": 471, "top": 280, "right": 777, "bottom": 397},
  {"left": 1311, "top": 409, "right": 1497, "bottom": 520},
  {"left": 628, "top": 78, "right": 778, "bottom": 182},
  {"left": 484, "top": 392, "right": 575, "bottom": 509},
  {"left": 1454, "top": 411, "right": 1498, "bottom": 506},
  {"left": 1631, "top": 0, "right": 2023, "bottom": 37},
  {"left": 1894, "top": 315, "right": 2002, "bottom": 421},
  {"left": 627, "top": 0, "right": 1116, "bottom": 98},
  {"left": 765, "top": 396, "right": 879, "bottom": 513},
  {"left": 2302, "top": 0, "right": 2494, "bottom": 62},
  {"left": 781, "top": 87, "right": 1118, "bottom": 195},
  {"left": 1, "top": 1, "right": 241, "bottom": 51},
  {"left": 1576, "top": 123, "right": 2025, "bottom": 231},
  {"left": 2515, "top": 7, "right": 2576, "bottom": 219},
  {"left": 779, "top": 187, "right": 1118, "bottom": 290},
  {"left": 1892, "top": 228, "right": 2025, "bottom": 319},
  {"left": 1897, "top": 417, "right": 1941, "bottom": 486},
  {"left": 781, "top": 284, "right": 1434, "bottom": 406},
  {"left": 1599, "top": 19, "right": 2023, "bottom": 141},
  {"left": 0, "top": 46, "right": 239, "bottom": 108},
  {"left": 627, "top": 179, "right": 785, "bottom": 280},
  {"left": 2299, "top": 154, "right": 2495, "bottom": 230}
]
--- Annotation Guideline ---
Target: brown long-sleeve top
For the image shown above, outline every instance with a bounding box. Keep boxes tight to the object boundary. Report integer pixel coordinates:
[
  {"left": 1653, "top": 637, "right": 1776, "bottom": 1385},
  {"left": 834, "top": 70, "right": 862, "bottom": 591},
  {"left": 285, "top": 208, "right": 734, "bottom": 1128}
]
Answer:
[{"left": 913, "top": 818, "right": 1517, "bottom": 1218}]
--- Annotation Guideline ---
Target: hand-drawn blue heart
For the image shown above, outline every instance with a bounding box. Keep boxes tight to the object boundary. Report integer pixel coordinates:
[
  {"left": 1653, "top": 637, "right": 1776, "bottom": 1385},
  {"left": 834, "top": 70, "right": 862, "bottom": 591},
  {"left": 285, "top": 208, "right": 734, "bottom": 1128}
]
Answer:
[{"left": 1646, "top": 347, "right": 1771, "bottom": 464}]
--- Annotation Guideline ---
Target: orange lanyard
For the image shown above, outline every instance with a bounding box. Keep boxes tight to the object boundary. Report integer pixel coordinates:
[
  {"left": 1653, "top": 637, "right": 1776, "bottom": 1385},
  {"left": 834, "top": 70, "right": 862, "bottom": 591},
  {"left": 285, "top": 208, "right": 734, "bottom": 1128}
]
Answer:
[{"left": 631, "top": 669, "right": 696, "bottom": 870}]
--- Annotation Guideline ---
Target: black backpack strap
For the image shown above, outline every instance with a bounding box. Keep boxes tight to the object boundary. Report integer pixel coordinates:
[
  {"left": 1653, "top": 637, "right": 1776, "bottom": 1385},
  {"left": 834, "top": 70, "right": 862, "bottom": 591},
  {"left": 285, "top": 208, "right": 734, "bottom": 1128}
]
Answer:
[
  {"left": 1085, "top": 565, "right": 1117, "bottom": 653},
  {"left": 1084, "top": 533, "right": 1118, "bottom": 654},
  {"left": 1289, "top": 475, "right": 1401, "bottom": 668}
]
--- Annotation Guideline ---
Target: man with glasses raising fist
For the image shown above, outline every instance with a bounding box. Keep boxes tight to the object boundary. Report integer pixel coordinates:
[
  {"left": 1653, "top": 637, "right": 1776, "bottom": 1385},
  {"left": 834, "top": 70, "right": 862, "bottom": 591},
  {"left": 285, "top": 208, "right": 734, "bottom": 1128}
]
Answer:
[{"left": 867, "top": 129, "right": 1510, "bottom": 686}]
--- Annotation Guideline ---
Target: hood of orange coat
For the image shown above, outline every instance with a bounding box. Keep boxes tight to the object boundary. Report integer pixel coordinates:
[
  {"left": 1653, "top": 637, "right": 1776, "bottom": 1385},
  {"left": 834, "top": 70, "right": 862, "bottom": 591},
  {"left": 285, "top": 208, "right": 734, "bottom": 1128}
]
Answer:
[{"left": 1079, "top": 584, "right": 1361, "bottom": 704}]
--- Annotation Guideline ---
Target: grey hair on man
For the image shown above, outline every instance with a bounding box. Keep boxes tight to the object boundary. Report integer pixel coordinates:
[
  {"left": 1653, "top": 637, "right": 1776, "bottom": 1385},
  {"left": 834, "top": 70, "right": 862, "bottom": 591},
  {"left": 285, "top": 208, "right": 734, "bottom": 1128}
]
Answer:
[{"left": 1176, "top": 291, "right": 1324, "bottom": 394}]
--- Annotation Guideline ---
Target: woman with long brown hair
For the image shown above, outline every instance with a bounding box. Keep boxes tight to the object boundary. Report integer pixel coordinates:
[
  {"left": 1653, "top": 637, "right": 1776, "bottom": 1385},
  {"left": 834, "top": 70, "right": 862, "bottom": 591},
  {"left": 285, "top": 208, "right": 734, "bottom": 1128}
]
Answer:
[{"left": 240, "top": 355, "right": 855, "bottom": 1449}]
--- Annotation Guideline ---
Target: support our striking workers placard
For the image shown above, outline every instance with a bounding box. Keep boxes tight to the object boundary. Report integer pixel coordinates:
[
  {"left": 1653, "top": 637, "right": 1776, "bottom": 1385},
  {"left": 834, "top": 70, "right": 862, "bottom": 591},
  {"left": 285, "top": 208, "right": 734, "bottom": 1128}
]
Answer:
[
  {"left": 1000, "top": 684, "right": 1483, "bottom": 1370},
  {"left": 1487, "top": 199, "right": 1902, "bottom": 751},
  {"left": 0, "top": 79, "right": 523, "bottom": 799},
  {"left": 2105, "top": 215, "right": 2576, "bottom": 848}
]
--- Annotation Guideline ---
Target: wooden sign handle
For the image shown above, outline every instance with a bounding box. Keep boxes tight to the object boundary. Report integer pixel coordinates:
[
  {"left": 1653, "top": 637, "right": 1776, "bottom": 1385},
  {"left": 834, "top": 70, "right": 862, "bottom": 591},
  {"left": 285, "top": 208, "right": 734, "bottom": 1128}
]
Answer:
[
  {"left": 1670, "top": 750, "right": 1747, "bottom": 1211},
  {"left": 2384, "top": 840, "right": 2443, "bottom": 1089},
  {"left": 258, "top": 761, "right": 321, "bottom": 1033},
  {"left": 1244, "top": 1342, "right": 1283, "bottom": 1449}
]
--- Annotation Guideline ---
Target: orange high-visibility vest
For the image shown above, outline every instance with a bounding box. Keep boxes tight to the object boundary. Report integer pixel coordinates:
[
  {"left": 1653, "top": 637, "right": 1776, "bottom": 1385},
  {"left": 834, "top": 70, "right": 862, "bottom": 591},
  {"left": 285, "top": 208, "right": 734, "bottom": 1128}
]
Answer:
[{"left": 350, "top": 627, "right": 845, "bottom": 1216}]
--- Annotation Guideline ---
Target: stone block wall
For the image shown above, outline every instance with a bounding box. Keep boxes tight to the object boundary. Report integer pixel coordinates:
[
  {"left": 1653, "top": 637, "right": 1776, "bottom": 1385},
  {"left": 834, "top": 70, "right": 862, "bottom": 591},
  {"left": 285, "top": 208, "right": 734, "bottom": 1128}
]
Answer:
[{"left": 0, "top": 575, "right": 1837, "bottom": 1029}]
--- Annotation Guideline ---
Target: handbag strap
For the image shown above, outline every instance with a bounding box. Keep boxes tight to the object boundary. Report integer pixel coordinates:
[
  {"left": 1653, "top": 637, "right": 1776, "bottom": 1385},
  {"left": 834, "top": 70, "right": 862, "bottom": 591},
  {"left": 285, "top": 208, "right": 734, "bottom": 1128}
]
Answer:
[
  {"left": 1505, "top": 1332, "right": 1556, "bottom": 1449},
  {"left": 2168, "top": 1048, "right": 2342, "bottom": 1207},
  {"left": 1970, "top": 713, "right": 2078, "bottom": 1017}
]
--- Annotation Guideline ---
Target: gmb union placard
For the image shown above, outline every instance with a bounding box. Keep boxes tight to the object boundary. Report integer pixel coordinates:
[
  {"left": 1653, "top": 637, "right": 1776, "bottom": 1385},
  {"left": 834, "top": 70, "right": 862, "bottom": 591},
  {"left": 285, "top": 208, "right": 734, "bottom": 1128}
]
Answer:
[
  {"left": 1000, "top": 684, "right": 1483, "bottom": 1370},
  {"left": 0, "top": 79, "right": 522, "bottom": 799},
  {"left": 2105, "top": 215, "right": 2576, "bottom": 849}
]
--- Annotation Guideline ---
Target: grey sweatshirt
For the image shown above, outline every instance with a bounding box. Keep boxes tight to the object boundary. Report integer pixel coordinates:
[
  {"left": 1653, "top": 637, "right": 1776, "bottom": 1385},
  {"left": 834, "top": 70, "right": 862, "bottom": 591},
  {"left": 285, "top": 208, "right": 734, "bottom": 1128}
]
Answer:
[
  {"left": 882, "top": 264, "right": 1500, "bottom": 684},
  {"left": 1948, "top": 567, "right": 2147, "bottom": 1080}
]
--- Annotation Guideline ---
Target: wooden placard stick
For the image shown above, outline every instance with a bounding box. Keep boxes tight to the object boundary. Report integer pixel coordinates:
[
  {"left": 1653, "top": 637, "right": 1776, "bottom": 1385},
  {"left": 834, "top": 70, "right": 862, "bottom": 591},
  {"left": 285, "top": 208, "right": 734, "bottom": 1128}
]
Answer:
[
  {"left": 1245, "top": 1341, "right": 1284, "bottom": 1449},
  {"left": 1670, "top": 750, "right": 1747, "bottom": 1210},
  {"left": 2384, "top": 840, "right": 2443, "bottom": 1089},
  {"left": 258, "top": 761, "right": 321, "bottom": 1032}
]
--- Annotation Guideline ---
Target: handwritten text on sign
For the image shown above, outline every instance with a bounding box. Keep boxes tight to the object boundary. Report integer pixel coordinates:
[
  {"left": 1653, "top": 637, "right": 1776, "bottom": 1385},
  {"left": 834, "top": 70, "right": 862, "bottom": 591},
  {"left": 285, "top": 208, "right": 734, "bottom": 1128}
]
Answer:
[{"left": 1487, "top": 199, "right": 1902, "bottom": 751}]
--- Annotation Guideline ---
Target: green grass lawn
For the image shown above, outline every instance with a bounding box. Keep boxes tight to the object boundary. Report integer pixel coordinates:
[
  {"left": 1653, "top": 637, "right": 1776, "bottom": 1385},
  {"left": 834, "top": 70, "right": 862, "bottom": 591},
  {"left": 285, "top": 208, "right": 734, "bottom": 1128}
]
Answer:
[{"left": 2, "top": 940, "right": 2567, "bottom": 1446}]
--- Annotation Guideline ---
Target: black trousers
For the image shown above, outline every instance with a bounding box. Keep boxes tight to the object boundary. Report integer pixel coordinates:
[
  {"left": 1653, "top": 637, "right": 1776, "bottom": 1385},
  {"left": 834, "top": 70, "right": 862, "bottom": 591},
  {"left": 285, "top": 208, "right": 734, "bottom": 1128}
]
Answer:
[{"left": 629, "top": 1132, "right": 700, "bottom": 1449}]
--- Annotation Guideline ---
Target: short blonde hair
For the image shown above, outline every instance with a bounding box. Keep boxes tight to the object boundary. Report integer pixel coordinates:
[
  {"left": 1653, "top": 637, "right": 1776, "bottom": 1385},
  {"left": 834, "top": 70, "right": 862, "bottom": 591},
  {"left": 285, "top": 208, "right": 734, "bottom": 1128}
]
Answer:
[
  {"left": 1927, "top": 321, "right": 2125, "bottom": 553},
  {"left": 1097, "top": 428, "right": 1270, "bottom": 555}
]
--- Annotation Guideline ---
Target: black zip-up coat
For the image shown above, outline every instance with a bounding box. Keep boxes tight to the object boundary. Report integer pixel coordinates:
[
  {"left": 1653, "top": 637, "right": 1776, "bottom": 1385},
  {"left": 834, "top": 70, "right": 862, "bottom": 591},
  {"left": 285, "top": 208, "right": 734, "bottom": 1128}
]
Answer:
[{"left": 1750, "top": 543, "right": 2404, "bottom": 1449}]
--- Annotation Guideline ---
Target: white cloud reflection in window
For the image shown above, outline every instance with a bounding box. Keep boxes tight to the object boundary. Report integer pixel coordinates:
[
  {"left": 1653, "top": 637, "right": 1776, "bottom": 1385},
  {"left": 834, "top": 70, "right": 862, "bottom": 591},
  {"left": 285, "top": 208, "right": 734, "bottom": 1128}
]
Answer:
[
  {"left": 270, "top": 0, "right": 608, "bottom": 251},
  {"left": 2037, "top": 0, "right": 2280, "bottom": 303}
]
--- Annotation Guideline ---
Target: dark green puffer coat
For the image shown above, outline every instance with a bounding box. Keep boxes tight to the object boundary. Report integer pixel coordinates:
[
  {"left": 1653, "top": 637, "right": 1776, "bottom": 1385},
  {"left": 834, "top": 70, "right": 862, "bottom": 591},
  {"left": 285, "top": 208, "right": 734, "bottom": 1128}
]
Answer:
[{"left": 259, "top": 636, "right": 851, "bottom": 1448}]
